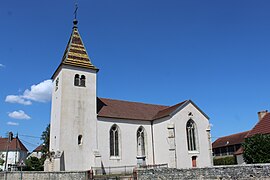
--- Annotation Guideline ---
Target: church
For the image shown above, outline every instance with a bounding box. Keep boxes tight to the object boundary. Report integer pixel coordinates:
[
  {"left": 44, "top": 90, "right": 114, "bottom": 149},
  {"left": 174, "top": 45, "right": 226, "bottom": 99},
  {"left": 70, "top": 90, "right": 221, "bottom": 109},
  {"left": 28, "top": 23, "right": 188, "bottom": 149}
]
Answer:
[{"left": 47, "top": 18, "right": 213, "bottom": 171}]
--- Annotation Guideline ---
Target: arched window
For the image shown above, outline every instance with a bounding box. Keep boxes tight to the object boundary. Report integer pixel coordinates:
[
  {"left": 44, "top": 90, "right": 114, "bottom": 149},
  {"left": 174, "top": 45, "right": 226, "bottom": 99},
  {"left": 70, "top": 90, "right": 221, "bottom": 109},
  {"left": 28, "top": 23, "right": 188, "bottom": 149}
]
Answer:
[
  {"left": 80, "top": 75, "right": 86, "bottom": 87},
  {"left": 110, "top": 124, "right": 119, "bottom": 157},
  {"left": 74, "top": 74, "right": 80, "bottom": 86},
  {"left": 186, "top": 120, "right": 197, "bottom": 151},
  {"left": 137, "top": 126, "right": 146, "bottom": 157}
]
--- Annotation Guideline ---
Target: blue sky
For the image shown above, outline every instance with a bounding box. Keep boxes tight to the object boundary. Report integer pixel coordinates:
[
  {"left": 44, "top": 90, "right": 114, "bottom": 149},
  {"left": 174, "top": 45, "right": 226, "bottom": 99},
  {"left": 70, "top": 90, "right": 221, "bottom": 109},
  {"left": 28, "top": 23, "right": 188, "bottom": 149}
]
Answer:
[{"left": 1, "top": 0, "right": 270, "bottom": 151}]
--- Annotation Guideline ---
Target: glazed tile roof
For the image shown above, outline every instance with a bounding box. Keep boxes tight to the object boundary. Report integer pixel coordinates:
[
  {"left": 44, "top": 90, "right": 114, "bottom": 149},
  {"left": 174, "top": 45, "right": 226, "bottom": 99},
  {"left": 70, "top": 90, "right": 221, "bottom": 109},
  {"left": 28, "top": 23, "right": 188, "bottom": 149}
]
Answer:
[
  {"left": 52, "top": 21, "right": 98, "bottom": 79},
  {"left": 97, "top": 98, "right": 188, "bottom": 121},
  {"left": 60, "top": 26, "right": 97, "bottom": 70},
  {"left": 246, "top": 112, "right": 270, "bottom": 138},
  {"left": 212, "top": 131, "right": 249, "bottom": 149},
  {"left": 0, "top": 138, "right": 28, "bottom": 152}
]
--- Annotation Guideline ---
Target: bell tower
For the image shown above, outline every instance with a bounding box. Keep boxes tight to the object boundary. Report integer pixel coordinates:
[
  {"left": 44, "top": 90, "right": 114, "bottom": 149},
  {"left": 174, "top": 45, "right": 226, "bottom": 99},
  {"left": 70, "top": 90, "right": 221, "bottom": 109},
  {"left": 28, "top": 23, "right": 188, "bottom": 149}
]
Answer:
[{"left": 49, "top": 18, "right": 99, "bottom": 171}]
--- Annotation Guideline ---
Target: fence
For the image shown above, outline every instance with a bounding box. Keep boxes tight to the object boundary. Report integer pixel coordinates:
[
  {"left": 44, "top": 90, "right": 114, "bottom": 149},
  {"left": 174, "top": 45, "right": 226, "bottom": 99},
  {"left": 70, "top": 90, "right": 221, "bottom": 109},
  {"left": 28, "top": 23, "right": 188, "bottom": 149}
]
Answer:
[{"left": 92, "top": 165, "right": 136, "bottom": 176}]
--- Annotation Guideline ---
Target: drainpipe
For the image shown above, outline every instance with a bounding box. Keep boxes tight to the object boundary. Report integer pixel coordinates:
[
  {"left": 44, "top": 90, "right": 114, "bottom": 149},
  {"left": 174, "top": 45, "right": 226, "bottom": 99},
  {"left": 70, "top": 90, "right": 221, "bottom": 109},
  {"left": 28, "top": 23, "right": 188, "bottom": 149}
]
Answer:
[{"left": 151, "top": 121, "right": 155, "bottom": 165}]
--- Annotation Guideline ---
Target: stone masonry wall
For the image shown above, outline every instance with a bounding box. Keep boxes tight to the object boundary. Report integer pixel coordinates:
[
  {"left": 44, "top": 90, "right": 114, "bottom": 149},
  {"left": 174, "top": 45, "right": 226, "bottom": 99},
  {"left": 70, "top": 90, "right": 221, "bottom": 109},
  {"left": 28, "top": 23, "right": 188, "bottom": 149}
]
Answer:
[
  {"left": 0, "top": 171, "right": 89, "bottom": 180},
  {"left": 1, "top": 164, "right": 270, "bottom": 180},
  {"left": 138, "top": 164, "right": 270, "bottom": 180}
]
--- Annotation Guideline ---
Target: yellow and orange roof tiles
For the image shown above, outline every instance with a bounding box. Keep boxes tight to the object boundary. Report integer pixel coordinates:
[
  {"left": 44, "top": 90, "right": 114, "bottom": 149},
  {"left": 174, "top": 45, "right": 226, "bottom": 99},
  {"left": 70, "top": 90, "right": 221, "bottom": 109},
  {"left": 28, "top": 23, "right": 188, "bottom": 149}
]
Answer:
[{"left": 61, "top": 26, "right": 98, "bottom": 70}]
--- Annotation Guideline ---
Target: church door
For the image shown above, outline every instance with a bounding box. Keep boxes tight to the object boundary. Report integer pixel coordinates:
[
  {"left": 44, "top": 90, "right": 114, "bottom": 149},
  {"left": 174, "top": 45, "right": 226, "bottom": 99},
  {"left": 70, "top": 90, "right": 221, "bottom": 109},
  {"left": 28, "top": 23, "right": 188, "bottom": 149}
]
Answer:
[{"left": 192, "top": 156, "right": 197, "bottom": 167}]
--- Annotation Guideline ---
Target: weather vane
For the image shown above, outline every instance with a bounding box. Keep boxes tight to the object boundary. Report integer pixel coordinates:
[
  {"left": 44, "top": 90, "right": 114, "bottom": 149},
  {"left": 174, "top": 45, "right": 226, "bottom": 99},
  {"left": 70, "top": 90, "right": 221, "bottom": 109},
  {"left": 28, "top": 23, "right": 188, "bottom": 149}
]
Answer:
[{"left": 74, "top": 3, "right": 78, "bottom": 20}]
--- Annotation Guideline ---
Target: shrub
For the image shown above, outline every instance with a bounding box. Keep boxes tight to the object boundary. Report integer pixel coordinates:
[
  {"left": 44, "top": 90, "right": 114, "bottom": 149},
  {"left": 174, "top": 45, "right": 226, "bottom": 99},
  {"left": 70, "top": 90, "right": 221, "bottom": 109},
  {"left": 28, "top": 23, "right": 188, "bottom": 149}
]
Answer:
[{"left": 213, "top": 156, "right": 236, "bottom": 166}]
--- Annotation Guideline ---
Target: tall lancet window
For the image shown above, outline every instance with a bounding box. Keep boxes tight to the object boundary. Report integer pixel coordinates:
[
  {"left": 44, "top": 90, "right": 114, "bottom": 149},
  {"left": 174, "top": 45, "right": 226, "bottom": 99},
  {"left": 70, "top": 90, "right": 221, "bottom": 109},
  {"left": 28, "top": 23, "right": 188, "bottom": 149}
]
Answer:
[
  {"left": 74, "top": 74, "right": 80, "bottom": 86},
  {"left": 137, "top": 126, "right": 146, "bottom": 157},
  {"left": 186, "top": 120, "right": 197, "bottom": 151},
  {"left": 110, "top": 124, "right": 120, "bottom": 157}
]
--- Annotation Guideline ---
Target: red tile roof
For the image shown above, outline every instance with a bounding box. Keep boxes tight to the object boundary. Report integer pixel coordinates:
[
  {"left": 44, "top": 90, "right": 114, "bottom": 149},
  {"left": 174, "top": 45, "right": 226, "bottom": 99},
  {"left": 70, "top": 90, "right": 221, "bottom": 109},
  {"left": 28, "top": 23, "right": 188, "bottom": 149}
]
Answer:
[
  {"left": 153, "top": 101, "right": 187, "bottom": 119},
  {"left": 33, "top": 145, "right": 43, "bottom": 152},
  {"left": 0, "top": 138, "right": 28, "bottom": 152},
  {"left": 234, "top": 146, "right": 244, "bottom": 155},
  {"left": 97, "top": 98, "right": 188, "bottom": 121},
  {"left": 246, "top": 112, "right": 270, "bottom": 138},
  {"left": 212, "top": 131, "right": 249, "bottom": 149}
]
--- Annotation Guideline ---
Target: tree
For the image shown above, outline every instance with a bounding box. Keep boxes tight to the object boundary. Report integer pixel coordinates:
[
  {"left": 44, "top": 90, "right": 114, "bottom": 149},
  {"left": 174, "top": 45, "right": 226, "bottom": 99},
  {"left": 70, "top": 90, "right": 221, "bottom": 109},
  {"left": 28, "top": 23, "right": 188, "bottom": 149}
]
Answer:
[
  {"left": 0, "top": 153, "right": 5, "bottom": 171},
  {"left": 41, "top": 124, "right": 50, "bottom": 157},
  {"left": 213, "top": 156, "right": 236, "bottom": 166},
  {"left": 242, "top": 134, "right": 270, "bottom": 164},
  {"left": 40, "top": 124, "right": 50, "bottom": 166},
  {"left": 24, "top": 157, "right": 43, "bottom": 171}
]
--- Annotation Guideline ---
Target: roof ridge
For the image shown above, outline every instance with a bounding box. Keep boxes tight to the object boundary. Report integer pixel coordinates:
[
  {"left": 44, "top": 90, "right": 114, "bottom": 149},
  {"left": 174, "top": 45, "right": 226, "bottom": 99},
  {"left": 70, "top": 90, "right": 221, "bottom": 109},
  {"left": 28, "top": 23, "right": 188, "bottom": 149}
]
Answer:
[
  {"left": 152, "top": 100, "right": 188, "bottom": 120},
  {"left": 219, "top": 130, "right": 250, "bottom": 138},
  {"left": 99, "top": 97, "right": 169, "bottom": 107},
  {"left": 245, "top": 112, "right": 270, "bottom": 138}
]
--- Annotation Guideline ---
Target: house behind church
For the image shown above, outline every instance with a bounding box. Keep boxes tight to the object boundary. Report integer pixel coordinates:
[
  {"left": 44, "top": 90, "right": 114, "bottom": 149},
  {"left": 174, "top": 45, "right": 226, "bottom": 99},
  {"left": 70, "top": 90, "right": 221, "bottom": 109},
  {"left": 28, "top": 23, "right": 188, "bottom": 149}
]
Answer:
[
  {"left": 46, "top": 18, "right": 213, "bottom": 172},
  {"left": 0, "top": 132, "right": 28, "bottom": 171},
  {"left": 212, "top": 110, "right": 269, "bottom": 165}
]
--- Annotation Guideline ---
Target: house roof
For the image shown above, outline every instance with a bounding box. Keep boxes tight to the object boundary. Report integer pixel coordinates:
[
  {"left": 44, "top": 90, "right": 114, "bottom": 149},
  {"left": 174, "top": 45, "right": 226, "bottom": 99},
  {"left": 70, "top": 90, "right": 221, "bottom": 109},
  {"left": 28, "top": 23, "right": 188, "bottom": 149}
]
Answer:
[
  {"left": 52, "top": 20, "right": 98, "bottom": 79},
  {"left": 234, "top": 146, "right": 244, "bottom": 155},
  {"left": 246, "top": 112, "right": 270, "bottom": 138},
  {"left": 33, "top": 145, "right": 43, "bottom": 152},
  {"left": 212, "top": 131, "right": 249, "bottom": 149},
  {"left": 0, "top": 138, "right": 28, "bottom": 152},
  {"left": 97, "top": 98, "right": 188, "bottom": 121}
]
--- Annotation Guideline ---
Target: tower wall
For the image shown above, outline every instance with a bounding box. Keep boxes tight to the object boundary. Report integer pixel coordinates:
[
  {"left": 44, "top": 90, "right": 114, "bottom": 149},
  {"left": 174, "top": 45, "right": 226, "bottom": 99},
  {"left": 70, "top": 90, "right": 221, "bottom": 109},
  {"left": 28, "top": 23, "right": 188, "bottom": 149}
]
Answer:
[{"left": 50, "top": 65, "right": 97, "bottom": 171}]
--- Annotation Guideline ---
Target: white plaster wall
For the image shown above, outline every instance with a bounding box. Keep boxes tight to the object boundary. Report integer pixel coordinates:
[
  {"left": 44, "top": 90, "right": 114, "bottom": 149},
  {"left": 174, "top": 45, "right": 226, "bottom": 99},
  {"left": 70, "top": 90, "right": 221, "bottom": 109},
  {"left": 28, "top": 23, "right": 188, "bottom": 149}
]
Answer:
[
  {"left": 236, "top": 154, "right": 245, "bottom": 164},
  {"left": 97, "top": 118, "right": 153, "bottom": 168},
  {"left": 0, "top": 151, "right": 27, "bottom": 170},
  {"left": 28, "top": 152, "right": 43, "bottom": 159},
  {"left": 171, "top": 103, "right": 212, "bottom": 168},
  {"left": 50, "top": 70, "right": 62, "bottom": 153},
  {"left": 152, "top": 118, "right": 171, "bottom": 166},
  {"left": 153, "top": 102, "right": 212, "bottom": 168},
  {"left": 50, "top": 65, "right": 98, "bottom": 171}
]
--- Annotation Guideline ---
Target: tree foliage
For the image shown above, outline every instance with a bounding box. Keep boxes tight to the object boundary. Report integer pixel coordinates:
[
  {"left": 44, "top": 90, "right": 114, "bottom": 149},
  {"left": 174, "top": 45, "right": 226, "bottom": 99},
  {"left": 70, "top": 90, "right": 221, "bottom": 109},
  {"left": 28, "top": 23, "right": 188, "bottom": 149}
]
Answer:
[
  {"left": 242, "top": 134, "right": 270, "bottom": 164},
  {"left": 0, "top": 153, "right": 5, "bottom": 169},
  {"left": 41, "top": 124, "right": 50, "bottom": 157},
  {"left": 213, "top": 156, "right": 236, "bottom": 166},
  {"left": 0, "top": 159, "right": 4, "bottom": 166},
  {"left": 24, "top": 157, "right": 43, "bottom": 171}
]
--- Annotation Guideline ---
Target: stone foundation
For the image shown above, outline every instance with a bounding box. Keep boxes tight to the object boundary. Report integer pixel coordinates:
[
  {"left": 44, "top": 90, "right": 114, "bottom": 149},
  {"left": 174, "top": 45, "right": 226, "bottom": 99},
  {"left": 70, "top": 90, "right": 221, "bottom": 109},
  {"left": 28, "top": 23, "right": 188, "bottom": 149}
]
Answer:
[
  {"left": 0, "top": 171, "right": 89, "bottom": 180},
  {"left": 138, "top": 164, "right": 270, "bottom": 179}
]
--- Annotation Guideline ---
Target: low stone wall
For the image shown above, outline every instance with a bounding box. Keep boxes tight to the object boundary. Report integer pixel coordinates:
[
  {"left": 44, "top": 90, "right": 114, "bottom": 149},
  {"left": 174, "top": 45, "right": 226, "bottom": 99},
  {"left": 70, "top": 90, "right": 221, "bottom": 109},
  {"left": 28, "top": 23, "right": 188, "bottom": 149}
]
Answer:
[
  {"left": 0, "top": 171, "right": 89, "bottom": 180},
  {"left": 138, "top": 164, "right": 270, "bottom": 179}
]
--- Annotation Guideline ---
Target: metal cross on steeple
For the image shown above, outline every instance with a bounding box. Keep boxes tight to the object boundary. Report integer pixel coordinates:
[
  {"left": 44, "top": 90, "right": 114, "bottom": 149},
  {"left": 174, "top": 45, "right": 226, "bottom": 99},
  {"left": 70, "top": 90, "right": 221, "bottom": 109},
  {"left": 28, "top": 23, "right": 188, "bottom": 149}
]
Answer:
[{"left": 74, "top": 3, "right": 78, "bottom": 20}]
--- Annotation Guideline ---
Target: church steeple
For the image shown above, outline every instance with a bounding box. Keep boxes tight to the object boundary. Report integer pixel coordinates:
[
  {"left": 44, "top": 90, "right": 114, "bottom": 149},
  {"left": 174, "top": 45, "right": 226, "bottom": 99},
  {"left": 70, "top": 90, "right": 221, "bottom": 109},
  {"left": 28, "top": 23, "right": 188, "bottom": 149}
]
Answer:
[
  {"left": 60, "top": 20, "right": 98, "bottom": 70},
  {"left": 52, "top": 18, "right": 98, "bottom": 79},
  {"left": 49, "top": 13, "right": 99, "bottom": 171}
]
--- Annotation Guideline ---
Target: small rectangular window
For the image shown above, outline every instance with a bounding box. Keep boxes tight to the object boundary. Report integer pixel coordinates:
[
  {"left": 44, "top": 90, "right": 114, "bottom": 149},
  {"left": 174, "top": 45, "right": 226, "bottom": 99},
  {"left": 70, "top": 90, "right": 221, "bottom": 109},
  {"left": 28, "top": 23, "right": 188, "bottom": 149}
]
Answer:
[{"left": 78, "top": 135, "right": 82, "bottom": 145}]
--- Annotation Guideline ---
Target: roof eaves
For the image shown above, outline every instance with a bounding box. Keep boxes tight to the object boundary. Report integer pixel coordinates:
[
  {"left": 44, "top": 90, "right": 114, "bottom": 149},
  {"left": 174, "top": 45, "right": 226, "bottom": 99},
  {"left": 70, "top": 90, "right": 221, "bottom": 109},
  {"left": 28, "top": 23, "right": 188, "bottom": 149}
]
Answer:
[
  {"left": 188, "top": 100, "right": 210, "bottom": 120},
  {"left": 97, "top": 115, "right": 152, "bottom": 121},
  {"left": 152, "top": 100, "right": 188, "bottom": 120}
]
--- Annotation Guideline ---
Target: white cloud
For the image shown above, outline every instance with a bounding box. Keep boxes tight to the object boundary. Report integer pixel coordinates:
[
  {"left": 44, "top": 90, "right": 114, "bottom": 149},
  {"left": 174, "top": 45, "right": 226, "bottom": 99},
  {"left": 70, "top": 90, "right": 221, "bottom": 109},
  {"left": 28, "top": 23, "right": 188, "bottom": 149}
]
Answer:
[
  {"left": 7, "top": 121, "right": 19, "bottom": 126},
  {"left": 5, "top": 95, "right": 32, "bottom": 105},
  {"left": 0, "top": 64, "right": 5, "bottom": 68},
  {"left": 23, "top": 80, "right": 53, "bottom": 102},
  {"left": 5, "top": 79, "right": 52, "bottom": 105},
  {"left": 8, "top": 110, "right": 31, "bottom": 120}
]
